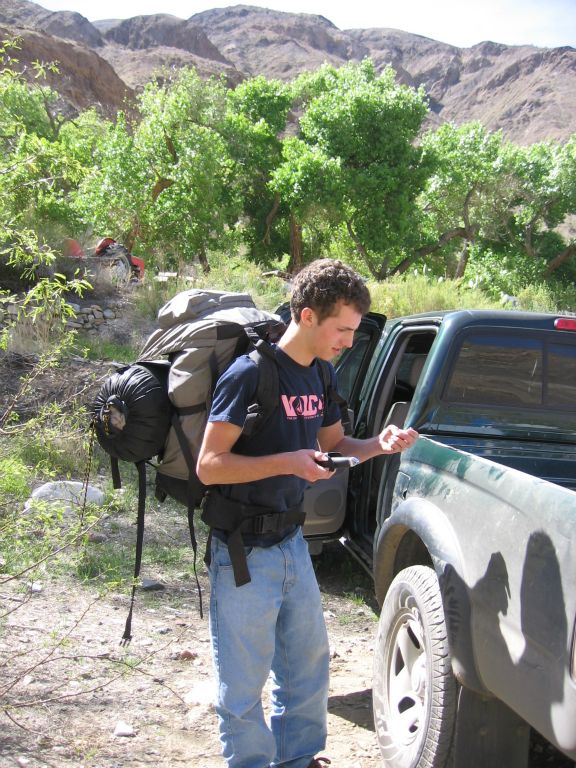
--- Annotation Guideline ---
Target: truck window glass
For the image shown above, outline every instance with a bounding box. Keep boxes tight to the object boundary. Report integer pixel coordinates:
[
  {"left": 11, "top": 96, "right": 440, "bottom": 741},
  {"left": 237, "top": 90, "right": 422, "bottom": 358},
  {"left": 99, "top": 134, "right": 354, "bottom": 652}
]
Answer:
[
  {"left": 444, "top": 334, "right": 543, "bottom": 406},
  {"left": 334, "top": 329, "right": 371, "bottom": 402},
  {"left": 547, "top": 343, "right": 576, "bottom": 406},
  {"left": 444, "top": 333, "right": 576, "bottom": 410}
]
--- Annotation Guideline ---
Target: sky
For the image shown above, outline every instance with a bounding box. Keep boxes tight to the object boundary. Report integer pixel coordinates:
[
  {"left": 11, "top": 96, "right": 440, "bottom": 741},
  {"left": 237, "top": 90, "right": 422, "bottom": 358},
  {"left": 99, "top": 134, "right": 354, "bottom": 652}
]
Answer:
[{"left": 39, "top": 0, "right": 576, "bottom": 50}]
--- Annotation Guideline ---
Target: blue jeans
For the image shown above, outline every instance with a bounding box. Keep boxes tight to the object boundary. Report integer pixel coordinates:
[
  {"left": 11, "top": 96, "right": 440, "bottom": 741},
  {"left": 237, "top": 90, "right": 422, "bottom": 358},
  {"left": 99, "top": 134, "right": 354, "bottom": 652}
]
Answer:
[{"left": 208, "top": 527, "right": 329, "bottom": 768}]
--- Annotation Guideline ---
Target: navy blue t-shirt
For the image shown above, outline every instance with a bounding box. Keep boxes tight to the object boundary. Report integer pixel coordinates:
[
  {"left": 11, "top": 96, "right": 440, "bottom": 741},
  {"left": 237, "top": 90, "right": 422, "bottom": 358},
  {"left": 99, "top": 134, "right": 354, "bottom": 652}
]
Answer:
[{"left": 208, "top": 344, "right": 341, "bottom": 512}]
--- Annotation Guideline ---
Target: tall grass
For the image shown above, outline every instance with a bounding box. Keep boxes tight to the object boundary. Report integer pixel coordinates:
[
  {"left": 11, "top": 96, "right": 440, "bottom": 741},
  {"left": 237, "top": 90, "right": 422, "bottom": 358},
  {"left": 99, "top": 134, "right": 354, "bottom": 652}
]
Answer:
[
  {"left": 128, "top": 257, "right": 573, "bottom": 341},
  {"left": 77, "top": 334, "right": 140, "bottom": 363},
  {"left": 132, "top": 253, "right": 290, "bottom": 321},
  {"left": 368, "top": 274, "right": 499, "bottom": 317}
]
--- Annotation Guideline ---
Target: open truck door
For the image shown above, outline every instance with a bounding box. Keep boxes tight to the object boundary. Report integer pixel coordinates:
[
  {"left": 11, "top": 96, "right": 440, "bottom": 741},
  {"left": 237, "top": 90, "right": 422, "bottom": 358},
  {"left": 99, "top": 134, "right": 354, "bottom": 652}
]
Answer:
[{"left": 302, "top": 312, "right": 386, "bottom": 545}]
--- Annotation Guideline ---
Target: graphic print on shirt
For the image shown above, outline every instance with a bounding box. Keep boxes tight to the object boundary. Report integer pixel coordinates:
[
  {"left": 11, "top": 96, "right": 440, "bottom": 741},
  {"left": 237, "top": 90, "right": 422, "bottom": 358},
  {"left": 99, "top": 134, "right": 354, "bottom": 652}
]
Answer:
[{"left": 281, "top": 392, "right": 325, "bottom": 419}]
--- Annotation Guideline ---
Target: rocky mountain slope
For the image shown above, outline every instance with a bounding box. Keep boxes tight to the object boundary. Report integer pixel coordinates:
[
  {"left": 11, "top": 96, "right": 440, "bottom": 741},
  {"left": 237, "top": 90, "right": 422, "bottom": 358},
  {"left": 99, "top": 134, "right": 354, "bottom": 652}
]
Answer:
[{"left": 0, "top": 0, "right": 574, "bottom": 143}]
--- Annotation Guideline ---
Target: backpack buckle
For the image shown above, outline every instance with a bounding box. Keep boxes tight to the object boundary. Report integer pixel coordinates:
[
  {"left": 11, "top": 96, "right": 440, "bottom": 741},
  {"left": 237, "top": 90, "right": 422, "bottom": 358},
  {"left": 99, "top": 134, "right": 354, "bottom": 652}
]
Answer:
[{"left": 252, "top": 513, "right": 277, "bottom": 534}]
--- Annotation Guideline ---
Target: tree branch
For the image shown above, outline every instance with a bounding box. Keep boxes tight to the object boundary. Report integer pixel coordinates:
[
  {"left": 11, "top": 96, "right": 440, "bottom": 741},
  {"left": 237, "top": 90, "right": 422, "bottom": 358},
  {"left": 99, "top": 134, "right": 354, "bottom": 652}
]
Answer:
[{"left": 544, "top": 242, "right": 576, "bottom": 275}]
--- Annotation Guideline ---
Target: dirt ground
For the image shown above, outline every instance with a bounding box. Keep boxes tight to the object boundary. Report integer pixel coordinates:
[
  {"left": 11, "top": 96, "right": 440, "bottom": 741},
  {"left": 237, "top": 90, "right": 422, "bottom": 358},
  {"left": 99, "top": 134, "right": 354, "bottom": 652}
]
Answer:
[
  {"left": 0, "top": 327, "right": 383, "bottom": 767},
  {"left": 1, "top": 514, "right": 573, "bottom": 768},
  {"left": 0, "top": 536, "right": 382, "bottom": 768}
]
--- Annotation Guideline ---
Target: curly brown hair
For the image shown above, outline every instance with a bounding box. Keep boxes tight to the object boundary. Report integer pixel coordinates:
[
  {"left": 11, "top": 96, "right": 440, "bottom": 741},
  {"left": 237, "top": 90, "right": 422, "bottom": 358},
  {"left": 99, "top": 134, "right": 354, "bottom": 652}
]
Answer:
[{"left": 290, "top": 259, "right": 371, "bottom": 322}]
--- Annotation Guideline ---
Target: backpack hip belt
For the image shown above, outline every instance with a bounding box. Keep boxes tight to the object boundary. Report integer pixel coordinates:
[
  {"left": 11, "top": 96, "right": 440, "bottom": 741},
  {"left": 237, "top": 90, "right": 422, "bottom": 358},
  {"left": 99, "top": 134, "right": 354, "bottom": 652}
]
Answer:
[{"left": 201, "top": 489, "right": 305, "bottom": 587}]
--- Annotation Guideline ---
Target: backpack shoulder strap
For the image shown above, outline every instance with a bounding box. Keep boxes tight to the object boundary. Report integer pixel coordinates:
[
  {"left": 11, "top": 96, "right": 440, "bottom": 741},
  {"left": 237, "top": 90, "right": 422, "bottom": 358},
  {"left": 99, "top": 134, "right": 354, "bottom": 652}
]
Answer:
[{"left": 241, "top": 340, "right": 278, "bottom": 438}]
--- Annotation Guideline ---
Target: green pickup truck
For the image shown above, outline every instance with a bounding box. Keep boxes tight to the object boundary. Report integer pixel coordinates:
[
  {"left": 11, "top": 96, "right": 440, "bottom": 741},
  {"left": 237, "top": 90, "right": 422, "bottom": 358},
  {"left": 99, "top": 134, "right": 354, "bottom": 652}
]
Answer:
[{"left": 302, "top": 309, "right": 576, "bottom": 768}]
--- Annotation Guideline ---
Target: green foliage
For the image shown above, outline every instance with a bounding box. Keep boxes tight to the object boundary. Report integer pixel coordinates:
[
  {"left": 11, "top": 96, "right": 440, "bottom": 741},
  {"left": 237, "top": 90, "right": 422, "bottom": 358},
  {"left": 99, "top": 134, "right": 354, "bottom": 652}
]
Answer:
[
  {"left": 0, "top": 39, "right": 94, "bottom": 366},
  {"left": 75, "top": 541, "right": 132, "bottom": 583},
  {"left": 463, "top": 243, "right": 547, "bottom": 298},
  {"left": 223, "top": 76, "right": 292, "bottom": 262},
  {"left": 132, "top": 254, "right": 290, "bottom": 321},
  {"left": 0, "top": 46, "right": 575, "bottom": 339},
  {"left": 74, "top": 69, "right": 236, "bottom": 273},
  {"left": 368, "top": 273, "right": 499, "bottom": 317},
  {"left": 271, "top": 139, "right": 344, "bottom": 214},
  {"left": 13, "top": 406, "right": 90, "bottom": 478},
  {"left": 228, "top": 75, "right": 292, "bottom": 135},
  {"left": 78, "top": 334, "right": 140, "bottom": 363},
  {"left": 0, "top": 456, "right": 32, "bottom": 502},
  {"left": 516, "top": 282, "right": 576, "bottom": 313},
  {"left": 199, "top": 253, "right": 290, "bottom": 311},
  {"left": 367, "top": 270, "right": 576, "bottom": 316}
]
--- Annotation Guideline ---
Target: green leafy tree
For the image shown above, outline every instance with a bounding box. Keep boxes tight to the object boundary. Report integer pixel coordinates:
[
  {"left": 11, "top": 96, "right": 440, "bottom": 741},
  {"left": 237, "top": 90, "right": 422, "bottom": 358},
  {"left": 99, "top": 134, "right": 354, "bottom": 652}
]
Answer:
[
  {"left": 270, "top": 60, "right": 431, "bottom": 276},
  {"left": 74, "top": 68, "right": 234, "bottom": 273},
  {"left": 418, "top": 124, "right": 576, "bottom": 289},
  {"left": 0, "top": 40, "right": 88, "bottom": 283},
  {"left": 501, "top": 137, "right": 576, "bottom": 278},
  {"left": 416, "top": 122, "right": 508, "bottom": 279},
  {"left": 222, "top": 76, "right": 292, "bottom": 263}
]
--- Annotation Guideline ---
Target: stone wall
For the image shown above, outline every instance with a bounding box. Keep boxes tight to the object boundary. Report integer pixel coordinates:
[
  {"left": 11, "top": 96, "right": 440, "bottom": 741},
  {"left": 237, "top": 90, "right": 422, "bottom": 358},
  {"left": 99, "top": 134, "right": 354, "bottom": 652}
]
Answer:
[
  {"left": 0, "top": 299, "right": 118, "bottom": 334},
  {"left": 65, "top": 302, "right": 118, "bottom": 333},
  {"left": 0, "top": 298, "right": 119, "bottom": 355}
]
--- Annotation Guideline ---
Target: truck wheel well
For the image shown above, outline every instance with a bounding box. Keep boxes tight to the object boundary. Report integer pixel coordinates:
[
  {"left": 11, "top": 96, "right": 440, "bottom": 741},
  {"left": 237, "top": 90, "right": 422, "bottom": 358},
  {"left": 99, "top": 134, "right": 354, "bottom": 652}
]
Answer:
[{"left": 393, "top": 530, "right": 433, "bottom": 576}]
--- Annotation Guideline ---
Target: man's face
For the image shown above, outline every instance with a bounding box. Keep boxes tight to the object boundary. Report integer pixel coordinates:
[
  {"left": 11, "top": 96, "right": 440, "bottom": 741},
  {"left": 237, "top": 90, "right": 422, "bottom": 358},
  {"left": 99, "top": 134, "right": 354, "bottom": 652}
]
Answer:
[{"left": 307, "top": 301, "right": 363, "bottom": 361}]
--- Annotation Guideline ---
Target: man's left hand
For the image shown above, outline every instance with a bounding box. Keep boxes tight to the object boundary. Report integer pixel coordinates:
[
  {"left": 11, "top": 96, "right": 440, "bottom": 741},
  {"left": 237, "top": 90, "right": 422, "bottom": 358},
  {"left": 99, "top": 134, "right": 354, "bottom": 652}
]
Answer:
[{"left": 378, "top": 425, "right": 419, "bottom": 455}]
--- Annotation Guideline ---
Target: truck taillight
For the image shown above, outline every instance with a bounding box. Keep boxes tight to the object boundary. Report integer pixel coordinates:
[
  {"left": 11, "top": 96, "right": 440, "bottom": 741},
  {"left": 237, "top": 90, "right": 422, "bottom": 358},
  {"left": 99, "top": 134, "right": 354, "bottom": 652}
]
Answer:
[{"left": 554, "top": 318, "right": 576, "bottom": 331}]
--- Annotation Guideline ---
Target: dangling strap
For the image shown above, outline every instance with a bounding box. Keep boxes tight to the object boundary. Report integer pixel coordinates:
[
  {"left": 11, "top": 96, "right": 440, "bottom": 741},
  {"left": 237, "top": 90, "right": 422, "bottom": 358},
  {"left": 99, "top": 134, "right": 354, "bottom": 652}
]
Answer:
[
  {"left": 110, "top": 456, "right": 122, "bottom": 490},
  {"left": 171, "top": 413, "right": 204, "bottom": 619},
  {"left": 120, "top": 460, "right": 146, "bottom": 646}
]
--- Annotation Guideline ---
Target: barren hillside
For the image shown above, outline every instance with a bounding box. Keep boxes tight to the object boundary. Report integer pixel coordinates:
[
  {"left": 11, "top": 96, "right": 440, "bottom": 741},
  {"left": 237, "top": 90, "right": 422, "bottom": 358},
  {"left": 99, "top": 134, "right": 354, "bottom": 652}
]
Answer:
[{"left": 0, "top": 1, "right": 574, "bottom": 143}]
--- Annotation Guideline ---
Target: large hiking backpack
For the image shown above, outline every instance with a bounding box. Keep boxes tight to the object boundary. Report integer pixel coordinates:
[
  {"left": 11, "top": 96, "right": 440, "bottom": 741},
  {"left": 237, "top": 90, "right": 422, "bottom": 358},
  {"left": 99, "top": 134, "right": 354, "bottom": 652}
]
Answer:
[
  {"left": 91, "top": 288, "right": 349, "bottom": 643},
  {"left": 91, "top": 289, "right": 286, "bottom": 643}
]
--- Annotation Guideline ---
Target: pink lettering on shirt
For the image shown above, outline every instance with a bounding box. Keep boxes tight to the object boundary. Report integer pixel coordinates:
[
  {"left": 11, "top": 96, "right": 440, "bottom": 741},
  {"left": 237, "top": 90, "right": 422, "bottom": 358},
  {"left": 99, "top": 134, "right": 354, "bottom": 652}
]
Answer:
[{"left": 281, "top": 394, "right": 325, "bottom": 419}]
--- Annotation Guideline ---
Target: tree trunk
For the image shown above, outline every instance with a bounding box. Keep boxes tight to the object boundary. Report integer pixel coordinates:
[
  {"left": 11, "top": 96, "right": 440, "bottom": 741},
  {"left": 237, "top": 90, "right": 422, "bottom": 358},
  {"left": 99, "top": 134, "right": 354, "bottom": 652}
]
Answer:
[
  {"left": 151, "top": 178, "right": 174, "bottom": 202},
  {"left": 125, "top": 220, "right": 141, "bottom": 253},
  {"left": 389, "top": 226, "right": 469, "bottom": 278},
  {"left": 198, "top": 246, "right": 210, "bottom": 274},
  {"left": 454, "top": 241, "right": 471, "bottom": 279},
  {"left": 345, "top": 220, "right": 379, "bottom": 278},
  {"left": 263, "top": 194, "right": 281, "bottom": 246},
  {"left": 289, "top": 215, "right": 303, "bottom": 273}
]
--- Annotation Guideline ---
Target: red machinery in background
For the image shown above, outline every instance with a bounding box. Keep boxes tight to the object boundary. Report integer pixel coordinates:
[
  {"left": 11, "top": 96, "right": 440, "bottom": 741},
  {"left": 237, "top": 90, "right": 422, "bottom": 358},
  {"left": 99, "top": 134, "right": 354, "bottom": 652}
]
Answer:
[{"left": 64, "top": 237, "right": 145, "bottom": 282}]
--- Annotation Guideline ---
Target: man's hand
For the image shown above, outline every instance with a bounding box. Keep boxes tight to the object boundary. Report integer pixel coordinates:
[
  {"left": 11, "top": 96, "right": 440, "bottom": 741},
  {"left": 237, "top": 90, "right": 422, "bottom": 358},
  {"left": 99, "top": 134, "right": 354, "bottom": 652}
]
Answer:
[
  {"left": 287, "top": 449, "right": 338, "bottom": 482},
  {"left": 378, "top": 425, "right": 419, "bottom": 455}
]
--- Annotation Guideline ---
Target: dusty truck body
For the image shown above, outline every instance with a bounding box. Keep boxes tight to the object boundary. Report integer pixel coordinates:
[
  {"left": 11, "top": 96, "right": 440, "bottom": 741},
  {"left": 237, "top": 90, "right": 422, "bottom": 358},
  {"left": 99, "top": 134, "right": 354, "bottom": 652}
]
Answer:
[{"left": 301, "top": 309, "right": 576, "bottom": 768}]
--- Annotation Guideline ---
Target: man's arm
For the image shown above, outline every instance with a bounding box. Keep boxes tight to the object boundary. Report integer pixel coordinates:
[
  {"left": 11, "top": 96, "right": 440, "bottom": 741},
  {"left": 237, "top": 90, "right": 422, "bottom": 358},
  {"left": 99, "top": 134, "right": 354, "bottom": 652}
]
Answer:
[
  {"left": 318, "top": 420, "right": 418, "bottom": 462},
  {"left": 196, "top": 420, "right": 335, "bottom": 486}
]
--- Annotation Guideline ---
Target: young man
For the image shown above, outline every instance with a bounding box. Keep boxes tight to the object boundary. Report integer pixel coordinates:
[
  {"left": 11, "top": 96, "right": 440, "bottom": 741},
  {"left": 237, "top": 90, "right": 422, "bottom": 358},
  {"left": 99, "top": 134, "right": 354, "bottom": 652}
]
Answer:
[{"left": 197, "top": 259, "right": 418, "bottom": 768}]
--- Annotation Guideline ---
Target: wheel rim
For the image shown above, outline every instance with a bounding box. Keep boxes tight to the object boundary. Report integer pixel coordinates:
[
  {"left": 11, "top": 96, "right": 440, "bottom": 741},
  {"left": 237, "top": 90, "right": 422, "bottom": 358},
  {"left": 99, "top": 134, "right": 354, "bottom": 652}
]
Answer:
[{"left": 384, "top": 602, "right": 428, "bottom": 748}]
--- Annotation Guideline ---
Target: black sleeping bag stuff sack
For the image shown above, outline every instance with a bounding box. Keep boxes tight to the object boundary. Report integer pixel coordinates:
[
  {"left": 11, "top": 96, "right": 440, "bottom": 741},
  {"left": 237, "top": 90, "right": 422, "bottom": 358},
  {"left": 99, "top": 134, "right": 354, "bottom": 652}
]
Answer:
[{"left": 92, "top": 362, "right": 173, "bottom": 463}]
